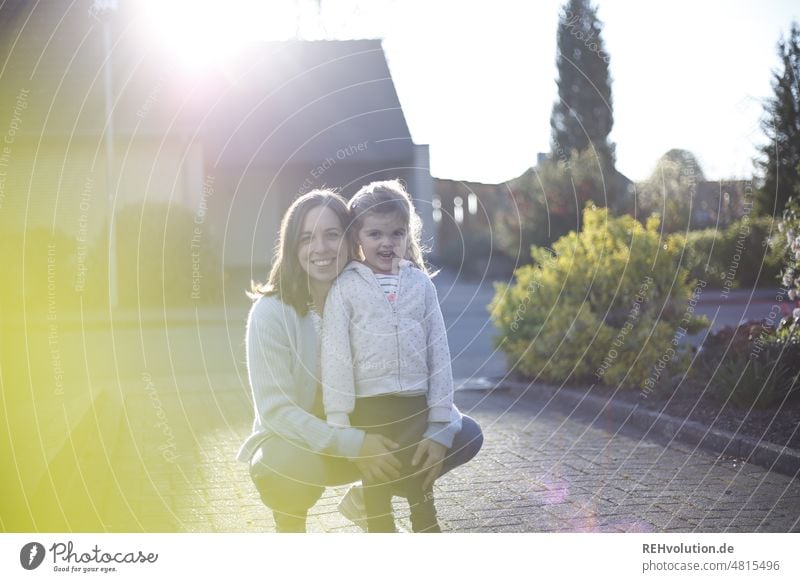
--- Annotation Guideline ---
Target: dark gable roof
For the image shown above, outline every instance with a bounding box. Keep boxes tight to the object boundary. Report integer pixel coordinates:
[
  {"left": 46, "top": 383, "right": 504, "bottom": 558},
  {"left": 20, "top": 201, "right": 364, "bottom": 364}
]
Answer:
[
  {"left": 201, "top": 40, "right": 415, "bottom": 167},
  {"left": 1, "top": 3, "right": 414, "bottom": 164}
]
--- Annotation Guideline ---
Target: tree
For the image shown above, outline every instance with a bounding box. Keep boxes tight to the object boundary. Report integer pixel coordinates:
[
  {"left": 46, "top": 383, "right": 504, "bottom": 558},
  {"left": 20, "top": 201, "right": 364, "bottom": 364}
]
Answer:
[
  {"left": 756, "top": 22, "right": 800, "bottom": 217},
  {"left": 638, "top": 149, "right": 706, "bottom": 234},
  {"left": 550, "top": 0, "right": 615, "bottom": 175},
  {"left": 495, "top": 150, "right": 609, "bottom": 259}
]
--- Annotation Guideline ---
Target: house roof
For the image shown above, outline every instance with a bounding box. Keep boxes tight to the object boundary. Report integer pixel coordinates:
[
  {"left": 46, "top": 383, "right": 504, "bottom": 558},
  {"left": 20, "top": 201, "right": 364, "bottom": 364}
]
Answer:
[
  {"left": 201, "top": 39, "right": 416, "bottom": 167},
  {"left": 0, "top": 3, "right": 416, "bottom": 164}
]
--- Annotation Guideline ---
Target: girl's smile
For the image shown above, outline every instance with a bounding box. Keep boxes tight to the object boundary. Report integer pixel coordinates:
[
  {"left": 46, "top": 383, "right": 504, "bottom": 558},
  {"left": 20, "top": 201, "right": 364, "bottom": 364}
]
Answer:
[{"left": 357, "top": 213, "right": 408, "bottom": 274}]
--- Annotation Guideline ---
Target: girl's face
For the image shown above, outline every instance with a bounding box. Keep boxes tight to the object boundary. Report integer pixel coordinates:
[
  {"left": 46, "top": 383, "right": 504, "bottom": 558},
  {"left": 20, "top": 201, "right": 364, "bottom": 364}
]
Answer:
[
  {"left": 296, "top": 205, "right": 349, "bottom": 285},
  {"left": 357, "top": 212, "right": 408, "bottom": 274}
]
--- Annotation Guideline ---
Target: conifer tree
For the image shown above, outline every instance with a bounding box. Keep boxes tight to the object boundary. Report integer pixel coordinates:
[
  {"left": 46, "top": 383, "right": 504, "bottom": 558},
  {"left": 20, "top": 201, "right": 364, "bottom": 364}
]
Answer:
[
  {"left": 756, "top": 23, "right": 800, "bottom": 216},
  {"left": 550, "top": 0, "right": 615, "bottom": 172}
]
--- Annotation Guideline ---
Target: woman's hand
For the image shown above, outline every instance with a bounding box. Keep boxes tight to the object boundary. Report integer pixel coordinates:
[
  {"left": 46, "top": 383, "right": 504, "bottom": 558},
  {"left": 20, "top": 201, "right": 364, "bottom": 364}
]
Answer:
[
  {"left": 353, "top": 434, "right": 401, "bottom": 483},
  {"left": 412, "top": 439, "right": 448, "bottom": 490}
]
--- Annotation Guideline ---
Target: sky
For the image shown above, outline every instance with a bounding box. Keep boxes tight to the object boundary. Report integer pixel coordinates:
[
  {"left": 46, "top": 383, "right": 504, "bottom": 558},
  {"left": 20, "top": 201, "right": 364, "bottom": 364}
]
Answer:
[{"left": 147, "top": 0, "right": 800, "bottom": 184}]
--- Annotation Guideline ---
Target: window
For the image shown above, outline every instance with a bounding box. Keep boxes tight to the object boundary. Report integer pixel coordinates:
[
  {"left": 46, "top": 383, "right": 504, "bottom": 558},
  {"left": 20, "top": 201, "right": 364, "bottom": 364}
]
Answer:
[
  {"left": 432, "top": 195, "right": 442, "bottom": 223},
  {"left": 453, "top": 196, "right": 464, "bottom": 224},
  {"left": 467, "top": 193, "right": 478, "bottom": 215}
]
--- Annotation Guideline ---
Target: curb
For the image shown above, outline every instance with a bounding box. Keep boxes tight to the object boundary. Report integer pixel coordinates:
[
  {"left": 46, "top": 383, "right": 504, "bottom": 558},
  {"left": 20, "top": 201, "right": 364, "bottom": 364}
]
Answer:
[{"left": 462, "top": 378, "right": 800, "bottom": 480}]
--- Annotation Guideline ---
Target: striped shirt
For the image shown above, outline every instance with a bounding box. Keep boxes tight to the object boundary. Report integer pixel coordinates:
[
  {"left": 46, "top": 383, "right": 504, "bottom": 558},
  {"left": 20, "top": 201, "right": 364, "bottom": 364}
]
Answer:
[{"left": 373, "top": 273, "right": 399, "bottom": 303}]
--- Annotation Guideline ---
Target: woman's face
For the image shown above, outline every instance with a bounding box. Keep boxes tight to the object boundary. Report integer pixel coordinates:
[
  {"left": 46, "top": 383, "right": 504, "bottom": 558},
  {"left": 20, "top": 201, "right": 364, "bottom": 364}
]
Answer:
[{"left": 296, "top": 205, "right": 349, "bottom": 285}]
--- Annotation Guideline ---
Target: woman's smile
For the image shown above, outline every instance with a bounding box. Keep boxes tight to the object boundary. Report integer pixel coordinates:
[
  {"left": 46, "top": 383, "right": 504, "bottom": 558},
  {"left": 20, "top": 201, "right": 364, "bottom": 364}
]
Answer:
[
  {"left": 297, "top": 206, "right": 349, "bottom": 285},
  {"left": 311, "top": 257, "right": 335, "bottom": 267}
]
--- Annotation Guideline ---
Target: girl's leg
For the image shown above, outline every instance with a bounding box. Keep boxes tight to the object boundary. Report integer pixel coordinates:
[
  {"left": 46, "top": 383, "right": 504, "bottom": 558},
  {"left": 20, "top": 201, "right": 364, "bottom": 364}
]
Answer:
[
  {"left": 350, "top": 396, "right": 406, "bottom": 533},
  {"left": 361, "top": 478, "right": 397, "bottom": 532},
  {"left": 405, "top": 483, "right": 440, "bottom": 533},
  {"left": 249, "top": 436, "right": 330, "bottom": 532},
  {"left": 393, "top": 399, "right": 441, "bottom": 532},
  {"left": 336, "top": 414, "right": 484, "bottom": 531}
]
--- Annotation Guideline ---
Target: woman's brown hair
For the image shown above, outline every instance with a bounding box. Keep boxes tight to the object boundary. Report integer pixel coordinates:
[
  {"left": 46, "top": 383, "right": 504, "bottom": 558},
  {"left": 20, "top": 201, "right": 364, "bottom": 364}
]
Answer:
[{"left": 249, "top": 189, "right": 351, "bottom": 315}]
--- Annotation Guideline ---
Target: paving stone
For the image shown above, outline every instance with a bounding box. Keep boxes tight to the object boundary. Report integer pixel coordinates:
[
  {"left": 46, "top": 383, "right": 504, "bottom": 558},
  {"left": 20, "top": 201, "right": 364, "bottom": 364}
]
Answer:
[{"left": 99, "top": 379, "right": 800, "bottom": 533}]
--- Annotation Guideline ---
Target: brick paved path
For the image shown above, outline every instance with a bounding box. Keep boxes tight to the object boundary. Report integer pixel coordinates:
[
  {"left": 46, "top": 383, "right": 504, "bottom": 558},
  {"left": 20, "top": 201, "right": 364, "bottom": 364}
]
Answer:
[{"left": 105, "top": 375, "right": 800, "bottom": 533}]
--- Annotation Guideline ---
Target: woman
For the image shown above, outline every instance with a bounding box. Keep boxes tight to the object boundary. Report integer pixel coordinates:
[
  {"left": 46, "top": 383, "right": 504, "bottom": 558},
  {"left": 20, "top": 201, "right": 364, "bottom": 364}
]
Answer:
[{"left": 237, "top": 189, "right": 483, "bottom": 532}]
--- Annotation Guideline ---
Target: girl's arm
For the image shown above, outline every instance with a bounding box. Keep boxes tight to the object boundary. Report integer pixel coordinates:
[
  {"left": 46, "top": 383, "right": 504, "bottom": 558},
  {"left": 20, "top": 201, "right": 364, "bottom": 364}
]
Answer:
[
  {"left": 247, "top": 298, "right": 364, "bottom": 457},
  {"left": 424, "top": 277, "right": 455, "bottom": 423},
  {"left": 321, "top": 279, "right": 357, "bottom": 427}
]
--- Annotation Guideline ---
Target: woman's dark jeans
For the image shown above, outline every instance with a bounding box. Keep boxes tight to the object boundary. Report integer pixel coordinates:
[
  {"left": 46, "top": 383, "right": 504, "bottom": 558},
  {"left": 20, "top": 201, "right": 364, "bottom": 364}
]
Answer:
[{"left": 249, "top": 415, "right": 483, "bottom": 532}]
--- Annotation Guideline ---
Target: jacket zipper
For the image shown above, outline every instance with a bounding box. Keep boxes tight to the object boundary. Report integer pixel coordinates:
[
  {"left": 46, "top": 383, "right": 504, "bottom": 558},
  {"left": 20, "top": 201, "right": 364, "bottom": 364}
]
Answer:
[
  {"left": 356, "top": 262, "right": 405, "bottom": 392},
  {"left": 394, "top": 268, "right": 403, "bottom": 390}
]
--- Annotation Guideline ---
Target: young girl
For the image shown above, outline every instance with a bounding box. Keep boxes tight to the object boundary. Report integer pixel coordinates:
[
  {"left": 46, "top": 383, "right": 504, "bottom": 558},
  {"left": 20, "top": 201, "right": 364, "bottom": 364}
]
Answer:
[{"left": 321, "top": 180, "right": 454, "bottom": 533}]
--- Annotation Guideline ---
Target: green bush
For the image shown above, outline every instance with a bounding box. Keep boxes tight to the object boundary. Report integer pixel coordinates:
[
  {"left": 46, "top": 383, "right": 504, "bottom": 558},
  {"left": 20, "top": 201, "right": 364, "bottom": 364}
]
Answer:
[
  {"left": 692, "top": 321, "right": 800, "bottom": 409},
  {"left": 678, "top": 216, "right": 783, "bottom": 289},
  {"left": 0, "top": 228, "right": 109, "bottom": 314},
  {"left": 637, "top": 149, "right": 705, "bottom": 234},
  {"left": 110, "top": 202, "right": 224, "bottom": 308},
  {"left": 489, "top": 206, "right": 708, "bottom": 388}
]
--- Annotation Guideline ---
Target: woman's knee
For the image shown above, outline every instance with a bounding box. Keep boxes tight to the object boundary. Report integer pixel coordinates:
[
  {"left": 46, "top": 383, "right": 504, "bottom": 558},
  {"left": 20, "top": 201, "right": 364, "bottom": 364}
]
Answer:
[
  {"left": 458, "top": 415, "right": 484, "bottom": 460},
  {"left": 442, "top": 415, "right": 483, "bottom": 474},
  {"left": 252, "top": 471, "right": 324, "bottom": 514},
  {"left": 249, "top": 439, "right": 327, "bottom": 513}
]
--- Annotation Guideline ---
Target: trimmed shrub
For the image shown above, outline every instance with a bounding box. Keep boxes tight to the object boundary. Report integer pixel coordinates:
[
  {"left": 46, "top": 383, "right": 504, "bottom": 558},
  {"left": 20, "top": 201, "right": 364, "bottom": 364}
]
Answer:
[
  {"left": 1, "top": 202, "right": 225, "bottom": 313},
  {"left": 678, "top": 216, "right": 783, "bottom": 289},
  {"left": 489, "top": 206, "right": 708, "bottom": 388},
  {"left": 110, "top": 202, "right": 224, "bottom": 308},
  {"left": 0, "top": 228, "right": 110, "bottom": 314}
]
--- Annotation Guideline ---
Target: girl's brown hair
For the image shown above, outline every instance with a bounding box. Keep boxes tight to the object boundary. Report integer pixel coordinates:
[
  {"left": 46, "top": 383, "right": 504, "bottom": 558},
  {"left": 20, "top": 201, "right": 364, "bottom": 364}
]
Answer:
[
  {"left": 347, "top": 179, "right": 429, "bottom": 274},
  {"left": 249, "top": 189, "right": 351, "bottom": 315}
]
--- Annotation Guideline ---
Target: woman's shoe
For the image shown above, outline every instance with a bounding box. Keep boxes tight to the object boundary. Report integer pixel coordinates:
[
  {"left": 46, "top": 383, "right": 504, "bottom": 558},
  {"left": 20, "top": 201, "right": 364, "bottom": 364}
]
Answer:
[
  {"left": 338, "top": 485, "right": 409, "bottom": 532},
  {"left": 273, "top": 510, "right": 307, "bottom": 533}
]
